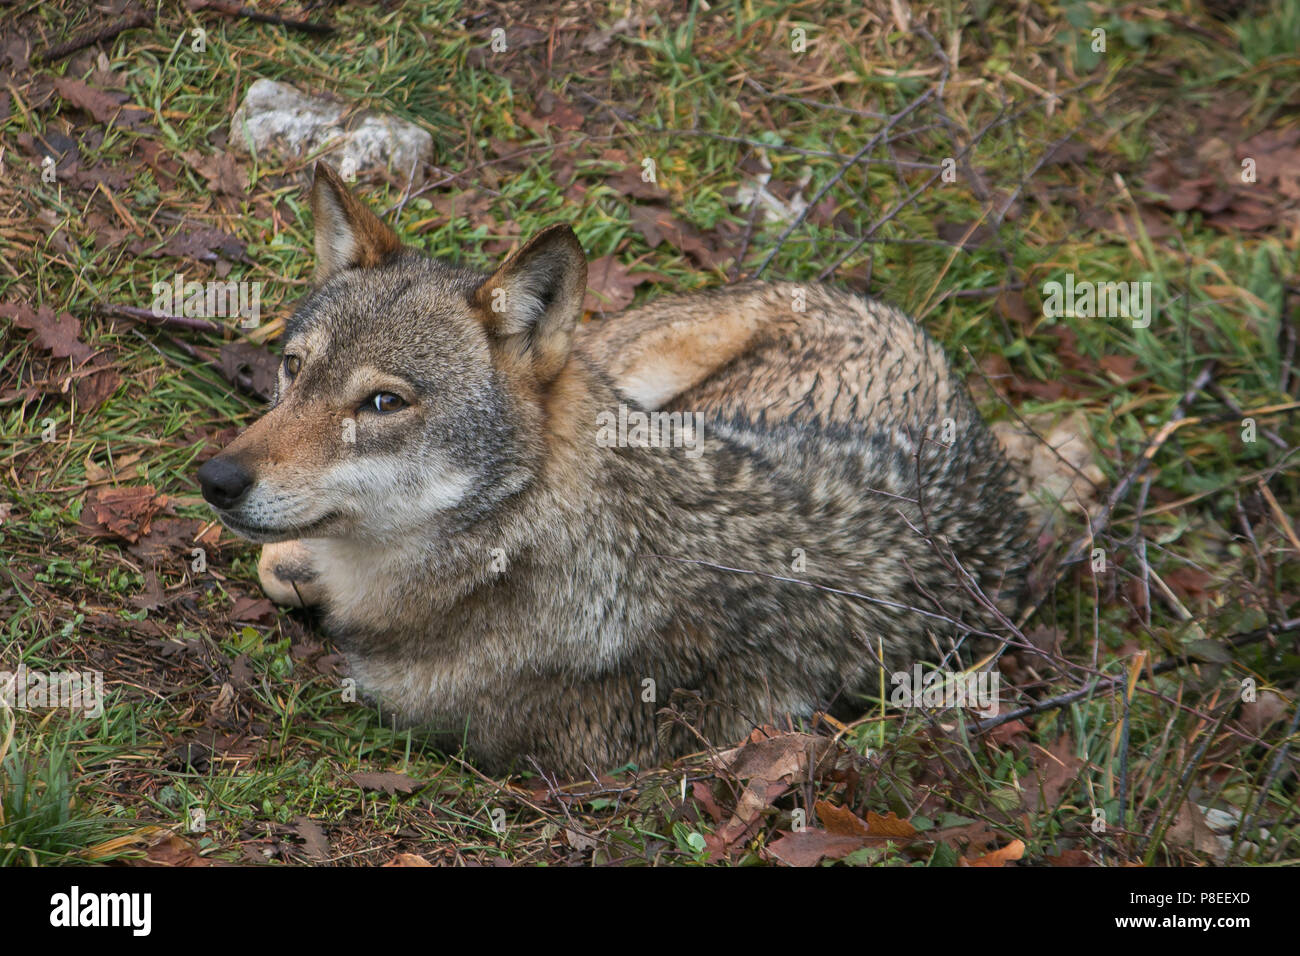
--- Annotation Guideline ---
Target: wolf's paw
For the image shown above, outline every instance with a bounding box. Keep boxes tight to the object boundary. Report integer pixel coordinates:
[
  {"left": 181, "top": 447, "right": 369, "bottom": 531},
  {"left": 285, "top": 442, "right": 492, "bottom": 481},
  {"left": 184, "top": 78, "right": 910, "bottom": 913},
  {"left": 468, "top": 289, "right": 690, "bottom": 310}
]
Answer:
[{"left": 258, "top": 540, "right": 323, "bottom": 607}]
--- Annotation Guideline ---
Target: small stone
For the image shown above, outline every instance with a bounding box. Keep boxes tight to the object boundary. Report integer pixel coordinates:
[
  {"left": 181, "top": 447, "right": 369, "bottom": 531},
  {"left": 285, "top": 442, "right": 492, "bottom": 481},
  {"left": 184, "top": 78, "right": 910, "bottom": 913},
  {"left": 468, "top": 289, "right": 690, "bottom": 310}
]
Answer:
[{"left": 229, "top": 78, "right": 432, "bottom": 186}]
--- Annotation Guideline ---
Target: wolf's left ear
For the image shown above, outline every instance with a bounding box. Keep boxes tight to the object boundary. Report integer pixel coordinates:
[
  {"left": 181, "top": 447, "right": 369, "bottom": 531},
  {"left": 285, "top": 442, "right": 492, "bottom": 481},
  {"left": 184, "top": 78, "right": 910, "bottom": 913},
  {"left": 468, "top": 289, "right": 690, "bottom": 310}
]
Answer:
[
  {"left": 310, "top": 162, "right": 403, "bottom": 284},
  {"left": 473, "top": 225, "right": 587, "bottom": 383}
]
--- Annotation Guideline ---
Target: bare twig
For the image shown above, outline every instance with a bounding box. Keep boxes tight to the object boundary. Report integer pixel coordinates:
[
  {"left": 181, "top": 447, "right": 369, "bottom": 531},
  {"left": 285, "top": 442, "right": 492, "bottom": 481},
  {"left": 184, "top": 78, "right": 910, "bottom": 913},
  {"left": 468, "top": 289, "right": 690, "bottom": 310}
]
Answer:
[
  {"left": 1052, "top": 363, "right": 1217, "bottom": 580},
  {"left": 971, "top": 619, "right": 1300, "bottom": 735},
  {"left": 754, "top": 89, "right": 935, "bottom": 277},
  {"left": 35, "top": 9, "right": 153, "bottom": 64},
  {"left": 96, "top": 302, "right": 223, "bottom": 335},
  {"left": 187, "top": 0, "right": 336, "bottom": 36}
]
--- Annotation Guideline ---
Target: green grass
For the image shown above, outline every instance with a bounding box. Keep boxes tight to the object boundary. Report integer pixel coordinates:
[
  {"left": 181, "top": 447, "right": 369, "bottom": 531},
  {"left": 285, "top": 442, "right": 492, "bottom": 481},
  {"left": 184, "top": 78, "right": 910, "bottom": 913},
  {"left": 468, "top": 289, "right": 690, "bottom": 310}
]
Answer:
[{"left": 1, "top": 0, "right": 1298, "bottom": 865}]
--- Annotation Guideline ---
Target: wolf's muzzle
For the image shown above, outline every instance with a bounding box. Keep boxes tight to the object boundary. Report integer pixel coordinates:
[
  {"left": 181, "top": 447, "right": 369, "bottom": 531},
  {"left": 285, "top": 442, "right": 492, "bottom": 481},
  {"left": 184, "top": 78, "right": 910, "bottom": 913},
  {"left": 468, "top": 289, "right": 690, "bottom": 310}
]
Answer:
[{"left": 197, "top": 456, "right": 255, "bottom": 510}]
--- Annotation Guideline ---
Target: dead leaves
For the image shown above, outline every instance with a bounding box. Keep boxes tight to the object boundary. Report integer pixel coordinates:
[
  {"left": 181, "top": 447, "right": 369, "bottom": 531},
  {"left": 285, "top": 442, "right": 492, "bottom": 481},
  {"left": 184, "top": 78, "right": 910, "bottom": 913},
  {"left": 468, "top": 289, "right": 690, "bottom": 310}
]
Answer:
[
  {"left": 230, "top": 595, "right": 275, "bottom": 623},
  {"left": 142, "top": 832, "right": 221, "bottom": 867},
  {"left": 1025, "top": 735, "right": 1087, "bottom": 814},
  {"left": 0, "top": 302, "right": 125, "bottom": 411},
  {"left": 52, "top": 76, "right": 149, "bottom": 129},
  {"left": 350, "top": 771, "right": 422, "bottom": 796},
  {"left": 768, "top": 829, "right": 868, "bottom": 867},
  {"left": 583, "top": 255, "right": 652, "bottom": 315},
  {"left": 605, "top": 164, "right": 670, "bottom": 202},
  {"left": 2, "top": 302, "right": 94, "bottom": 365},
  {"left": 185, "top": 149, "right": 249, "bottom": 211},
  {"left": 1142, "top": 128, "right": 1300, "bottom": 235},
  {"left": 1167, "top": 803, "right": 1223, "bottom": 861},
  {"left": 218, "top": 342, "right": 279, "bottom": 400},
  {"left": 703, "top": 728, "right": 846, "bottom": 861},
  {"left": 768, "top": 800, "right": 919, "bottom": 867},
  {"left": 514, "top": 92, "right": 586, "bottom": 136},
  {"left": 131, "top": 221, "right": 247, "bottom": 265},
  {"left": 629, "top": 205, "right": 732, "bottom": 269},
  {"left": 292, "top": 815, "right": 331, "bottom": 862},
  {"left": 959, "top": 839, "right": 1026, "bottom": 867},
  {"left": 82, "top": 484, "right": 166, "bottom": 543},
  {"left": 76, "top": 359, "right": 121, "bottom": 410},
  {"left": 127, "top": 517, "right": 221, "bottom": 565}
]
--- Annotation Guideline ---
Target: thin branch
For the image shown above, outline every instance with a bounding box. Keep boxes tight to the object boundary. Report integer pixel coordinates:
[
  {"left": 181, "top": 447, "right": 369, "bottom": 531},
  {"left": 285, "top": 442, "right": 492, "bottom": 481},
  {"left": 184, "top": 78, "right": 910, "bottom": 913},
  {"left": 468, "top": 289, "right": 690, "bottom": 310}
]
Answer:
[
  {"left": 971, "top": 619, "right": 1300, "bottom": 735},
  {"left": 35, "top": 9, "right": 153, "bottom": 64}
]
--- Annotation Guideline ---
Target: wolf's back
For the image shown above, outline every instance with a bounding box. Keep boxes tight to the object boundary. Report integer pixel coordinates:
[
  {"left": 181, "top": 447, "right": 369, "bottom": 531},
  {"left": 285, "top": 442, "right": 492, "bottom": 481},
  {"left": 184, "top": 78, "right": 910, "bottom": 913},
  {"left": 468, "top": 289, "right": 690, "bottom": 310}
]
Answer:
[{"left": 583, "top": 280, "right": 1029, "bottom": 615}]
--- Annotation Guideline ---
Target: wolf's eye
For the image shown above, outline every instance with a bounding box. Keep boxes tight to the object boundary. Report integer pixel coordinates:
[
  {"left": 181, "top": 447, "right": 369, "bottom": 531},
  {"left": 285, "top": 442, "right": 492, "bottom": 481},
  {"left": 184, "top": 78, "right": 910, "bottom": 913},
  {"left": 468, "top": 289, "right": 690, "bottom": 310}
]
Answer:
[
  {"left": 284, "top": 355, "right": 302, "bottom": 379},
  {"left": 368, "top": 392, "right": 407, "bottom": 414}
]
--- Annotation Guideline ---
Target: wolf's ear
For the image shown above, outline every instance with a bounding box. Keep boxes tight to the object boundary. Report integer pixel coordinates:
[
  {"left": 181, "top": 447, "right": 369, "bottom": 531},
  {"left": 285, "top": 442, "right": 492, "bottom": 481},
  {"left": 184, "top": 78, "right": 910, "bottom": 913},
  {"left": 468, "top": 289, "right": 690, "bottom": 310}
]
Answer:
[
  {"left": 310, "top": 162, "right": 402, "bottom": 283},
  {"left": 473, "top": 225, "right": 587, "bottom": 383}
]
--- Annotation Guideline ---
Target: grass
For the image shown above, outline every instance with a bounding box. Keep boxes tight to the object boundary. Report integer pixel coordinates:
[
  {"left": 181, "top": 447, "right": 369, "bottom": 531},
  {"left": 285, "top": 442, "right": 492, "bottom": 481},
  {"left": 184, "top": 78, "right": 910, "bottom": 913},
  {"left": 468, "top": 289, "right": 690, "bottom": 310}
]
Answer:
[{"left": 0, "top": 0, "right": 1298, "bottom": 865}]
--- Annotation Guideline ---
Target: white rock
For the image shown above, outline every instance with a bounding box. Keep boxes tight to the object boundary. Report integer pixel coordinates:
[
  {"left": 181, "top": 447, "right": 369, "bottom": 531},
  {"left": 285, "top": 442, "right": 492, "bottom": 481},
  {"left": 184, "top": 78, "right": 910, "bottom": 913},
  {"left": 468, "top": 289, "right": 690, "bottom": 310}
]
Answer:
[{"left": 230, "top": 78, "right": 432, "bottom": 184}]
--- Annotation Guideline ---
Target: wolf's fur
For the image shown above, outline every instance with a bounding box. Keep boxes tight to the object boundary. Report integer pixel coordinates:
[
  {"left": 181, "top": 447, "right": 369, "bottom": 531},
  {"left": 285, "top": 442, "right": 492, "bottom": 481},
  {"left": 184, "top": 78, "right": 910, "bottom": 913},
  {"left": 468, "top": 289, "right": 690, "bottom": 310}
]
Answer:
[{"left": 200, "top": 163, "right": 1030, "bottom": 775}]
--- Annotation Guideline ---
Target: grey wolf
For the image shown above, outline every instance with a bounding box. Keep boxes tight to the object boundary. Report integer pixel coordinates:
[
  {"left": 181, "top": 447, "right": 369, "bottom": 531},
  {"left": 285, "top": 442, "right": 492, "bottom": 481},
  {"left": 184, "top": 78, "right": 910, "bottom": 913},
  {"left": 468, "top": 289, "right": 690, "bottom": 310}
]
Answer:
[{"left": 197, "top": 163, "right": 1030, "bottom": 775}]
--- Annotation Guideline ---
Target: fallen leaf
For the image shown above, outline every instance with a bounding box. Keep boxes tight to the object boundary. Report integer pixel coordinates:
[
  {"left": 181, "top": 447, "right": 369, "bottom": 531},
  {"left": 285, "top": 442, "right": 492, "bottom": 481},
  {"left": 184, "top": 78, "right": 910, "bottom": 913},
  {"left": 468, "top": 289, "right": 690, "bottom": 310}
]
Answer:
[
  {"left": 768, "top": 829, "right": 866, "bottom": 867},
  {"left": 691, "top": 780, "right": 726, "bottom": 824},
  {"left": 84, "top": 484, "right": 164, "bottom": 543},
  {"left": 712, "top": 730, "right": 832, "bottom": 783},
  {"left": 126, "top": 516, "right": 208, "bottom": 563},
  {"left": 705, "top": 730, "right": 841, "bottom": 857},
  {"left": 1167, "top": 803, "right": 1224, "bottom": 861},
  {"left": 995, "top": 290, "right": 1034, "bottom": 331},
  {"left": 75, "top": 358, "right": 120, "bottom": 409},
  {"left": 1098, "top": 354, "right": 1141, "bottom": 384},
  {"left": 218, "top": 342, "right": 279, "bottom": 400},
  {"left": 988, "top": 718, "right": 1031, "bottom": 746},
  {"left": 1046, "top": 848, "right": 1094, "bottom": 866},
  {"left": 53, "top": 77, "right": 126, "bottom": 124},
  {"left": 629, "top": 205, "right": 731, "bottom": 268},
  {"left": 228, "top": 655, "right": 254, "bottom": 691},
  {"left": 864, "top": 810, "right": 918, "bottom": 840},
  {"left": 541, "top": 99, "right": 585, "bottom": 131},
  {"left": 935, "top": 219, "right": 995, "bottom": 250},
  {"left": 142, "top": 833, "right": 219, "bottom": 867},
  {"left": 230, "top": 595, "right": 275, "bottom": 622},
  {"left": 190, "top": 150, "right": 247, "bottom": 196},
  {"left": 931, "top": 819, "right": 999, "bottom": 855},
  {"left": 1025, "top": 735, "right": 1084, "bottom": 813},
  {"left": 383, "top": 852, "right": 432, "bottom": 867},
  {"left": 1080, "top": 205, "right": 1176, "bottom": 241},
  {"left": 959, "top": 838, "right": 1025, "bottom": 867},
  {"left": 129, "top": 568, "right": 166, "bottom": 611},
  {"left": 605, "top": 165, "right": 670, "bottom": 201},
  {"left": 582, "top": 256, "right": 649, "bottom": 315},
  {"left": 131, "top": 222, "right": 246, "bottom": 264},
  {"left": 350, "top": 771, "right": 421, "bottom": 795},
  {"left": 816, "top": 800, "right": 870, "bottom": 837},
  {"left": 292, "top": 815, "right": 330, "bottom": 861},
  {"left": 1, "top": 302, "right": 94, "bottom": 364},
  {"left": 1236, "top": 690, "right": 1289, "bottom": 736}
]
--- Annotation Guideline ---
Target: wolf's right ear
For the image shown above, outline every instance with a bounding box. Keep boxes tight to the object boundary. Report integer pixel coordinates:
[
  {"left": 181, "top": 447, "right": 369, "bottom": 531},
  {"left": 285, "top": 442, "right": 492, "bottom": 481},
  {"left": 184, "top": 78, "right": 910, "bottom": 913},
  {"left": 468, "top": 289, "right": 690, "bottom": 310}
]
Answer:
[
  {"left": 473, "top": 225, "right": 588, "bottom": 383},
  {"left": 310, "top": 162, "right": 402, "bottom": 284}
]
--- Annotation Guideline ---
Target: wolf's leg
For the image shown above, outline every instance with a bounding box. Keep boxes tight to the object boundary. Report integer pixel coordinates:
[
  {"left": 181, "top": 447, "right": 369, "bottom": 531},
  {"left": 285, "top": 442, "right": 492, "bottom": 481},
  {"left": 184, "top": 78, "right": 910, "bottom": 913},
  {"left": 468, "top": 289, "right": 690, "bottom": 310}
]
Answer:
[{"left": 258, "top": 540, "right": 325, "bottom": 607}]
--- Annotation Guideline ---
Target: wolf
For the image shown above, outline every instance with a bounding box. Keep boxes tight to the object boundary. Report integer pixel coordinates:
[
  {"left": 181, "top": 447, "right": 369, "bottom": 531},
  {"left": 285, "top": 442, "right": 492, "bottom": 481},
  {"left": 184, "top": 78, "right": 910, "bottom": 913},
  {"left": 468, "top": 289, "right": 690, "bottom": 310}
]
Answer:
[{"left": 197, "top": 163, "right": 1030, "bottom": 775}]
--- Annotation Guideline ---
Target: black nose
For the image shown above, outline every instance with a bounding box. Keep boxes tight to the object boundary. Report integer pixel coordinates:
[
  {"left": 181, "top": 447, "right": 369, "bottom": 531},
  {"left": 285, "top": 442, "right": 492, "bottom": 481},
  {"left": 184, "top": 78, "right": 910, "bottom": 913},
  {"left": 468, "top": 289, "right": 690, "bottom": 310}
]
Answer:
[{"left": 197, "top": 456, "right": 253, "bottom": 509}]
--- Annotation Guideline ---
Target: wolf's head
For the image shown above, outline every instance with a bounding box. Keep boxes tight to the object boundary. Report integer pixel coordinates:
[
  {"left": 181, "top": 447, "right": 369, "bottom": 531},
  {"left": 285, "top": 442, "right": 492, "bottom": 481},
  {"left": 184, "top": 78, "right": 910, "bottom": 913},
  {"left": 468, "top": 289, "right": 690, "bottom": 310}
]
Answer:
[{"left": 197, "top": 163, "right": 588, "bottom": 544}]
